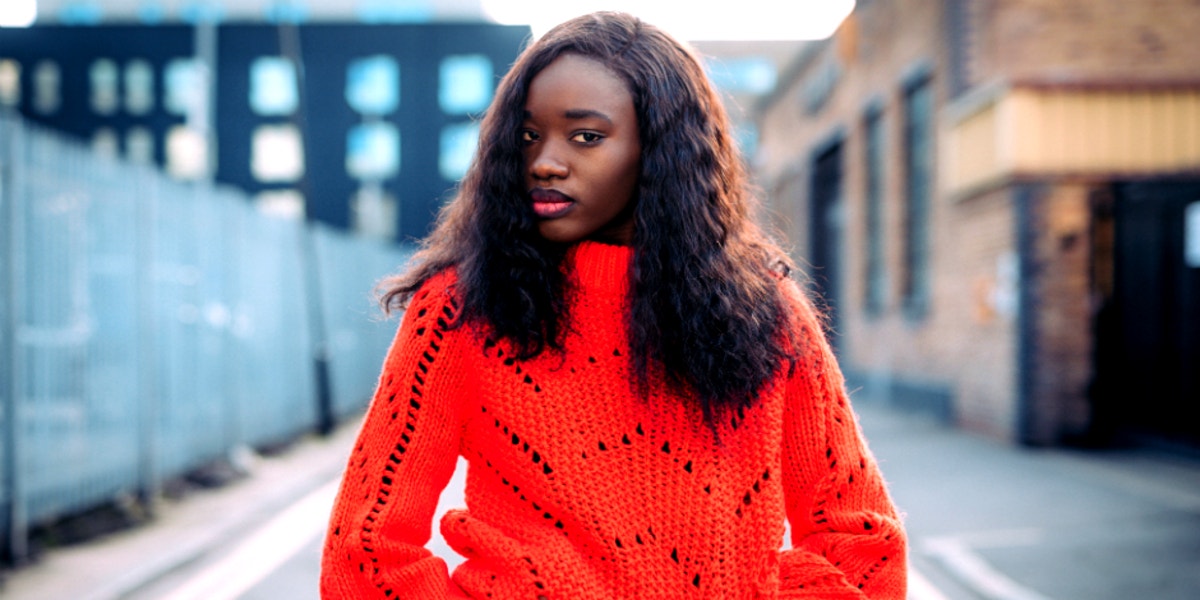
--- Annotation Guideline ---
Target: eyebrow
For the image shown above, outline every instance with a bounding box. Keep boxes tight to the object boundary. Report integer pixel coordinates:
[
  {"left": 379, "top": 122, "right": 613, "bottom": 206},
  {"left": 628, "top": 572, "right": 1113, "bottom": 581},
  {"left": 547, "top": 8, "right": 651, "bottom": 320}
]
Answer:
[
  {"left": 523, "top": 109, "right": 613, "bottom": 124},
  {"left": 563, "top": 108, "right": 613, "bottom": 124}
]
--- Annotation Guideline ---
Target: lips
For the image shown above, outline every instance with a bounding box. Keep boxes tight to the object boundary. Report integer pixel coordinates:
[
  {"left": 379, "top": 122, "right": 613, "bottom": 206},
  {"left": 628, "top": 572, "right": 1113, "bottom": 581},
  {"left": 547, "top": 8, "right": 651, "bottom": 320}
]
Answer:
[{"left": 530, "top": 188, "right": 575, "bottom": 219}]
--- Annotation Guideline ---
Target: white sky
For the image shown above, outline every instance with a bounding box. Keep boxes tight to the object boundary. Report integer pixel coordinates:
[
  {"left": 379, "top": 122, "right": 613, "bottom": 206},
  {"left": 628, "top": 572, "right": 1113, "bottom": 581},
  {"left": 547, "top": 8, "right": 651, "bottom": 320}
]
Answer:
[
  {"left": 0, "top": 0, "right": 37, "bottom": 27},
  {"left": 482, "top": 0, "right": 856, "bottom": 41}
]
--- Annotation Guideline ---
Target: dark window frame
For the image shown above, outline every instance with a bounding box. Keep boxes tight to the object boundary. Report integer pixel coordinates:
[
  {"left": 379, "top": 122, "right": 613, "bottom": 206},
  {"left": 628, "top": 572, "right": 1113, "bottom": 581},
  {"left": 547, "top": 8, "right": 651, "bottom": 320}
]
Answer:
[
  {"left": 900, "top": 70, "right": 934, "bottom": 319},
  {"left": 862, "top": 101, "right": 887, "bottom": 317}
]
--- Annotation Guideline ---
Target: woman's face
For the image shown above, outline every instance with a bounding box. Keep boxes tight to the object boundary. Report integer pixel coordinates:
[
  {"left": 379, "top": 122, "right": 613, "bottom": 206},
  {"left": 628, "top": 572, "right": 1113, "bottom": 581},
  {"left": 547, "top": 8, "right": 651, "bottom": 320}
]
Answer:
[{"left": 521, "top": 53, "right": 640, "bottom": 245}]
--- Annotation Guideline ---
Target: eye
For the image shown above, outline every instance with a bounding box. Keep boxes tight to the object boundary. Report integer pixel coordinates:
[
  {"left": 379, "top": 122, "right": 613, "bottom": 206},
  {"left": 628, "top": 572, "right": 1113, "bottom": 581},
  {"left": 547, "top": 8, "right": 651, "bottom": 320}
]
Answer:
[
  {"left": 520, "top": 129, "right": 538, "bottom": 144},
  {"left": 571, "top": 131, "right": 603, "bottom": 144}
]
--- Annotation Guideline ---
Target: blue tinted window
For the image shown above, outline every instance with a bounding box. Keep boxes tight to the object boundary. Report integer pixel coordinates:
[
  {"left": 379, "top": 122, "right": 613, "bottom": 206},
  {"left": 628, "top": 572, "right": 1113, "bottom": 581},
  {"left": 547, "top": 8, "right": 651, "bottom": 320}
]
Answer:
[
  {"left": 346, "top": 55, "right": 400, "bottom": 115},
  {"left": 439, "top": 55, "right": 493, "bottom": 115},
  {"left": 89, "top": 59, "right": 119, "bottom": 115},
  {"left": 346, "top": 122, "right": 400, "bottom": 180},
  {"left": 165, "top": 59, "right": 205, "bottom": 116},
  {"left": 250, "top": 57, "right": 298, "bottom": 116},
  {"left": 439, "top": 122, "right": 479, "bottom": 180}
]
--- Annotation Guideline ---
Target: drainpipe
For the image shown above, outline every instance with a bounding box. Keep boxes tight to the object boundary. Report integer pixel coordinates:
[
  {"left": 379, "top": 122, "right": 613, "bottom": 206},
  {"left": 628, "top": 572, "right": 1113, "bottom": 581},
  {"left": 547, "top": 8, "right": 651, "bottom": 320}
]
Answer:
[{"left": 1015, "top": 182, "right": 1043, "bottom": 445}]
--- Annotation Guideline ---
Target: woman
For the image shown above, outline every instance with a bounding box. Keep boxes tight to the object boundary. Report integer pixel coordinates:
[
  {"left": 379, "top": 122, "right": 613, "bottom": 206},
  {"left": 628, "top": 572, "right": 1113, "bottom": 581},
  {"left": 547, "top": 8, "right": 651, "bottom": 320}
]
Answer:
[{"left": 321, "top": 11, "right": 906, "bottom": 599}]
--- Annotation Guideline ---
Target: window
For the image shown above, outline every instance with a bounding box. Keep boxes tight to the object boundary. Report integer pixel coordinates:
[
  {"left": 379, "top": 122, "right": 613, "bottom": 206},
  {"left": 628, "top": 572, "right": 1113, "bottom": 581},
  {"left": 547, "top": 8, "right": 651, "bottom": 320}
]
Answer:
[
  {"left": 92, "top": 127, "right": 119, "bottom": 159},
  {"left": 863, "top": 107, "right": 886, "bottom": 316},
  {"left": 346, "top": 55, "right": 399, "bottom": 116},
  {"left": 89, "top": 59, "right": 120, "bottom": 115},
  {"left": 165, "top": 58, "right": 205, "bottom": 116},
  {"left": 250, "top": 56, "right": 298, "bottom": 116},
  {"left": 124, "top": 59, "right": 155, "bottom": 115},
  {"left": 439, "top": 54, "right": 492, "bottom": 115},
  {"left": 126, "top": 126, "right": 155, "bottom": 164},
  {"left": 345, "top": 122, "right": 400, "bottom": 180},
  {"left": 252, "top": 124, "right": 304, "bottom": 182},
  {"left": 255, "top": 189, "right": 305, "bottom": 220},
  {"left": 351, "top": 185, "right": 397, "bottom": 239},
  {"left": 901, "top": 76, "right": 933, "bottom": 317},
  {"left": 439, "top": 122, "right": 479, "bottom": 181},
  {"left": 33, "top": 60, "right": 61, "bottom": 115},
  {"left": 166, "top": 125, "right": 207, "bottom": 179},
  {"left": 0, "top": 60, "right": 21, "bottom": 107}
]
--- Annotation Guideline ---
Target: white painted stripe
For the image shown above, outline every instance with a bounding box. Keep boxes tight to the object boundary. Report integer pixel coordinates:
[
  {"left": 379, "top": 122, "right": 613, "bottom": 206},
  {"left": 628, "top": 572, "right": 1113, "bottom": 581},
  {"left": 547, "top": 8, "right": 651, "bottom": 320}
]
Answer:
[
  {"left": 908, "top": 567, "right": 951, "bottom": 600},
  {"left": 160, "top": 478, "right": 340, "bottom": 600},
  {"left": 924, "top": 536, "right": 1053, "bottom": 600}
]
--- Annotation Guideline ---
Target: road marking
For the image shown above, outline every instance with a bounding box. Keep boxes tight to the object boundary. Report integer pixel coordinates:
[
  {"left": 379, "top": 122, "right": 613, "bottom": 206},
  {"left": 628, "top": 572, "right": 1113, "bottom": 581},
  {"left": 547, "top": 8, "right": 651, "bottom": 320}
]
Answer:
[
  {"left": 156, "top": 466, "right": 956, "bottom": 600},
  {"left": 160, "top": 478, "right": 340, "bottom": 600},
  {"left": 908, "top": 567, "right": 951, "bottom": 600},
  {"left": 923, "top": 532, "right": 1052, "bottom": 600}
]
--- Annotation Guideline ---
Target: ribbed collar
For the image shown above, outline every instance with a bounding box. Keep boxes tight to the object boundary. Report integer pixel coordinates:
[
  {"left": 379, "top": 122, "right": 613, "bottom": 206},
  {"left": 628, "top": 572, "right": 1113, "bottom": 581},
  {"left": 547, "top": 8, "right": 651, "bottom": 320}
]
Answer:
[{"left": 565, "top": 240, "right": 633, "bottom": 295}]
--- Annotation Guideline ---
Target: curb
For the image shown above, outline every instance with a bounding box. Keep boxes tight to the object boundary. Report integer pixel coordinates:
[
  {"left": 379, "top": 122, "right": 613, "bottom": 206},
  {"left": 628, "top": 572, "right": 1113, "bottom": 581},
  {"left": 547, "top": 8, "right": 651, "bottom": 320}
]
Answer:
[{"left": 1, "top": 420, "right": 360, "bottom": 600}]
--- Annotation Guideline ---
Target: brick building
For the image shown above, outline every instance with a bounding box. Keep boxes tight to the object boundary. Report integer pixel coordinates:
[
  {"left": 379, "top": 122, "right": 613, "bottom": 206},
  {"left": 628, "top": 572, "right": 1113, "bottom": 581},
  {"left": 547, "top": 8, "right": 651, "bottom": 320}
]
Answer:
[{"left": 754, "top": 0, "right": 1200, "bottom": 446}]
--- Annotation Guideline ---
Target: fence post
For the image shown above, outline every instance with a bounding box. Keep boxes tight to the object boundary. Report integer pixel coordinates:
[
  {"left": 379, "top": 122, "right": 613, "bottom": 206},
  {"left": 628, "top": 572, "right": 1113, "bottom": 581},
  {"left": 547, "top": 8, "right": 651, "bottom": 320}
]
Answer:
[
  {"left": 301, "top": 224, "right": 334, "bottom": 436},
  {"left": 1, "top": 115, "right": 28, "bottom": 563},
  {"left": 135, "top": 167, "right": 160, "bottom": 510}
]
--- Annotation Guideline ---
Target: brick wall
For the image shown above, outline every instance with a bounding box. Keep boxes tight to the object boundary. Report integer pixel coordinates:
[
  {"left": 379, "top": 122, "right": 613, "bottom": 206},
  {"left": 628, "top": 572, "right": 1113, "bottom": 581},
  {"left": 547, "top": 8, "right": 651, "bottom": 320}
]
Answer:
[
  {"left": 973, "top": 0, "right": 1200, "bottom": 84},
  {"left": 1021, "top": 181, "right": 1102, "bottom": 444},
  {"left": 755, "top": 0, "right": 1200, "bottom": 442}
]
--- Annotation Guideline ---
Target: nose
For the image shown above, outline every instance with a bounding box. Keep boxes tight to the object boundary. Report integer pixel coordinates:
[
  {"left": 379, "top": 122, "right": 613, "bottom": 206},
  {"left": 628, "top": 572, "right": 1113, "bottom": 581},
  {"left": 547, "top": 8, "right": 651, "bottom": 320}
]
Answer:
[{"left": 528, "top": 143, "right": 568, "bottom": 181}]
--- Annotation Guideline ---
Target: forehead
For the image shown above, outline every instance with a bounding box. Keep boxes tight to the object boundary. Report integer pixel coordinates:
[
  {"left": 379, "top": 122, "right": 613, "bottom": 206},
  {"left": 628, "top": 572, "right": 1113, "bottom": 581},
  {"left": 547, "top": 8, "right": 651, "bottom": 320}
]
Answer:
[{"left": 524, "top": 53, "right": 634, "bottom": 116}]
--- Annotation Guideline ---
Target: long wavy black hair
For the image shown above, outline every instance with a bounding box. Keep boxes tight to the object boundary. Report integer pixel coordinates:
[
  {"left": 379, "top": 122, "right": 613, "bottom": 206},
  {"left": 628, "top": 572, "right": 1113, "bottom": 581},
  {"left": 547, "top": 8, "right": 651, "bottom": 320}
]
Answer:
[{"left": 381, "top": 11, "right": 801, "bottom": 424}]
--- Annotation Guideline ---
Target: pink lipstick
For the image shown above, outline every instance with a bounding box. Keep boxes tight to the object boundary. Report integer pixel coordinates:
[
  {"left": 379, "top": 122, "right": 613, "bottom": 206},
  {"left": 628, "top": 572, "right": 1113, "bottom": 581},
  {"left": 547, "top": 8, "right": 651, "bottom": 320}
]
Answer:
[{"left": 530, "top": 189, "right": 574, "bottom": 218}]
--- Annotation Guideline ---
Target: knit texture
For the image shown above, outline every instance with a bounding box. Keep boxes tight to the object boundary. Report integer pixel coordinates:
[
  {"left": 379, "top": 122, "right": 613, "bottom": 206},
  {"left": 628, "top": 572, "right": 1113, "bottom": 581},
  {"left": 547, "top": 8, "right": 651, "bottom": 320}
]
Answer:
[{"left": 321, "top": 241, "right": 907, "bottom": 599}]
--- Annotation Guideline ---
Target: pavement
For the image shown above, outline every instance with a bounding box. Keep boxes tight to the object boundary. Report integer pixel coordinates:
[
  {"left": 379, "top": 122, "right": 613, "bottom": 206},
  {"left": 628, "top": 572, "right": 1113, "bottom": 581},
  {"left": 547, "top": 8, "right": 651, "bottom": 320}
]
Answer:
[
  {"left": 2, "top": 400, "right": 1199, "bottom": 600},
  {"left": 0, "top": 421, "right": 361, "bottom": 600}
]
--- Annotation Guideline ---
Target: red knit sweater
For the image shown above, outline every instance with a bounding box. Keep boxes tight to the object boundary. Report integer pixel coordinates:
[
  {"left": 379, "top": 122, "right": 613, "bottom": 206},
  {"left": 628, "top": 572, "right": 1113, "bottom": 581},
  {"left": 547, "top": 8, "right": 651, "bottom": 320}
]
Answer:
[{"left": 321, "top": 241, "right": 906, "bottom": 599}]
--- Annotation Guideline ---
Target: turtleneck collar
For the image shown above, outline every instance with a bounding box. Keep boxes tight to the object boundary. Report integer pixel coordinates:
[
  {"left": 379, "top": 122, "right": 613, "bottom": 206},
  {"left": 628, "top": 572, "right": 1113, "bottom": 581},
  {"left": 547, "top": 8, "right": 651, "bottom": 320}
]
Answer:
[{"left": 565, "top": 240, "right": 633, "bottom": 295}]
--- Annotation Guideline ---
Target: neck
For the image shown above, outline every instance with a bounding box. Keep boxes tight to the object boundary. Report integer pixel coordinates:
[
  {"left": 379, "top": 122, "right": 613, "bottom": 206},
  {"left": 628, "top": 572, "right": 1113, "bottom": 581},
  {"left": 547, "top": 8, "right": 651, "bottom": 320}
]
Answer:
[{"left": 567, "top": 240, "right": 633, "bottom": 295}]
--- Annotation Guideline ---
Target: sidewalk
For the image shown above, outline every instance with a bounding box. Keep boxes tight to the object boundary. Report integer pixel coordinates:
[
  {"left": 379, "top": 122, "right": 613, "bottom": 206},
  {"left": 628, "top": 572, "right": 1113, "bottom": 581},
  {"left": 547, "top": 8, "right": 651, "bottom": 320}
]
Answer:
[
  {"left": 0, "top": 421, "right": 361, "bottom": 600},
  {"left": 3, "top": 401, "right": 1199, "bottom": 600}
]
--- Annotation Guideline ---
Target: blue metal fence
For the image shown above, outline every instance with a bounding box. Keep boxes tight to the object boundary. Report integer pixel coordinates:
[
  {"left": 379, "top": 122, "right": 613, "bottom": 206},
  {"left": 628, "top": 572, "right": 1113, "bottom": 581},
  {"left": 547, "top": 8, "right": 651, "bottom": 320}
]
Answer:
[{"left": 0, "top": 114, "right": 412, "bottom": 561}]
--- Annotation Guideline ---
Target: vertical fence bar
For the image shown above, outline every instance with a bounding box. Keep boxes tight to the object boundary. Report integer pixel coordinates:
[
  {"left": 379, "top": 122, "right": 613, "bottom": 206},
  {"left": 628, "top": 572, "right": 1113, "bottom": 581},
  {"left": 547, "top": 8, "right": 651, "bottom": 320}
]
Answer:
[
  {"left": 0, "top": 115, "right": 413, "bottom": 563},
  {"left": 135, "top": 166, "right": 159, "bottom": 507},
  {"left": 218, "top": 189, "right": 242, "bottom": 454},
  {"left": 1, "top": 115, "right": 28, "bottom": 563}
]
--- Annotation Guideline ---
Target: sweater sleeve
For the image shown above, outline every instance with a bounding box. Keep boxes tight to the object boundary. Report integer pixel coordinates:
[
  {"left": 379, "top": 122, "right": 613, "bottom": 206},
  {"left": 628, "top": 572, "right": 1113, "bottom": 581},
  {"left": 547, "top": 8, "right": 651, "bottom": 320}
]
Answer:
[
  {"left": 320, "top": 272, "right": 472, "bottom": 600},
  {"left": 777, "top": 284, "right": 907, "bottom": 599}
]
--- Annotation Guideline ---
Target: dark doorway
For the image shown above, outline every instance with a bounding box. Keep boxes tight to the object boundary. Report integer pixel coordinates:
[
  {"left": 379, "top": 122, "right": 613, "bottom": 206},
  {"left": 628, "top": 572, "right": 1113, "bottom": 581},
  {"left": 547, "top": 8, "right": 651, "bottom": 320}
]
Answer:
[
  {"left": 1095, "top": 180, "right": 1200, "bottom": 448},
  {"left": 809, "top": 141, "right": 845, "bottom": 348}
]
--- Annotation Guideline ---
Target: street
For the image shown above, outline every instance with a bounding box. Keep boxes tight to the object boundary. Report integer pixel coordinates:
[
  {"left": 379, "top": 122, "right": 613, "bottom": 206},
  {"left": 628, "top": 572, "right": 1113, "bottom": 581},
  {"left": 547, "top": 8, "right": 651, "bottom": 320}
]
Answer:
[{"left": 5, "top": 400, "right": 1199, "bottom": 600}]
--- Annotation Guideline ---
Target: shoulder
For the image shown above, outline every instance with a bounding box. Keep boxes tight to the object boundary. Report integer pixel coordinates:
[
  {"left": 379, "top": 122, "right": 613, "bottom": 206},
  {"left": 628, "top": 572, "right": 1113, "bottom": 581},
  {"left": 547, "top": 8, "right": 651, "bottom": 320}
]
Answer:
[
  {"left": 407, "top": 268, "right": 462, "bottom": 312},
  {"left": 775, "top": 277, "right": 823, "bottom": 334},
  {"left": 771, "top": 276, "right": 838, "bottom": 377},
  {"left": 391, "top": 268, "right": 471, "bottom": 340}
]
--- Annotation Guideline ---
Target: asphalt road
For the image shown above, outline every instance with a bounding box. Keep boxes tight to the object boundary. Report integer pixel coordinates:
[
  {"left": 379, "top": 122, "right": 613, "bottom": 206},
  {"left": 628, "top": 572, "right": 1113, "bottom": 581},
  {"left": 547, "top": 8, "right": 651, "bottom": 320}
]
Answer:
[{"left": 9, "top": 400, "right": 1199, "bottom": 600}]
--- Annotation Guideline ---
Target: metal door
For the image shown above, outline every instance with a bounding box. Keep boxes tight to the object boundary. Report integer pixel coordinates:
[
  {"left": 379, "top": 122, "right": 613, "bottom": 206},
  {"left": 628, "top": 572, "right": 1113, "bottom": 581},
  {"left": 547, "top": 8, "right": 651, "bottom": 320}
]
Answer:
[{"left": 1105, "top": 180, "right": 1200, "bottom": 447}]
